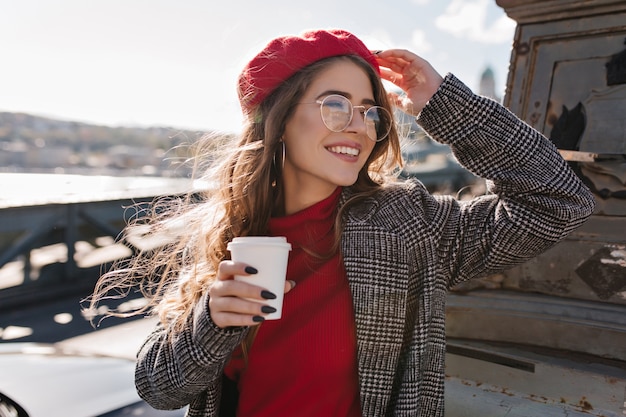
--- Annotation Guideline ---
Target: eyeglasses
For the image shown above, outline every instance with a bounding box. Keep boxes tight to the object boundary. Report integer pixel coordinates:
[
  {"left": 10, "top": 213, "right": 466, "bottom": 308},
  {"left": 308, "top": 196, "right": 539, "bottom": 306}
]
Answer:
[{"left": 305, "top": 94, "right": 392, "bottom": 142}]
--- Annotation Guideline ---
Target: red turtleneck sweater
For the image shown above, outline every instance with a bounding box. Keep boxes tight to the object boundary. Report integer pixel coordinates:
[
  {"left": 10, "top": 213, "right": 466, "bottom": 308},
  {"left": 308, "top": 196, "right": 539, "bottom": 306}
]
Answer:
[{"left": 224, "top": 187, "right": 361, "bottom": 417}]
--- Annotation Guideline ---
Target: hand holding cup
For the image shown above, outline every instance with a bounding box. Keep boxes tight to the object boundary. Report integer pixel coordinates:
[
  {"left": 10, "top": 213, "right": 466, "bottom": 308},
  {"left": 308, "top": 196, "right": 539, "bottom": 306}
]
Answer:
[{"left": 208, "top": 237, "right": 292, "bottom": 328}]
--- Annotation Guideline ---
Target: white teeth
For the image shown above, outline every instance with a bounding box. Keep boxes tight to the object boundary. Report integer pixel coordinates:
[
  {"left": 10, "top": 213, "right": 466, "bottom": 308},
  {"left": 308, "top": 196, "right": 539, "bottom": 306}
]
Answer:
[{"left": 328, "top": 146, "right": 359, "bottom": 156}]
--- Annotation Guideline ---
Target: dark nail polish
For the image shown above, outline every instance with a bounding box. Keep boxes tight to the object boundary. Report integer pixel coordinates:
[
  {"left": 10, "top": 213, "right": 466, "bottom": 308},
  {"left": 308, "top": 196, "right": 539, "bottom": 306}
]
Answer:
[
  {"left": 261, "top": 305, "right": 277, "bottom": 314},
  {"left": 261, "top": 290, "right": 276, "bottom": 300},
  {"left": 245, "top": 266, "right": 258, "bottom": 274},
  {"left": 252, "top": 315, "right": 265, "bottom": 323}
]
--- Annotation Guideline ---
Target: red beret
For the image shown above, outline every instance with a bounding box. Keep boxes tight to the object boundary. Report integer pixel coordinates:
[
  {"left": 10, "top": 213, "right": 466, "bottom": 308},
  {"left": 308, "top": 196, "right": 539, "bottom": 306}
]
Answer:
[{"left": 237, "top": 29, "right": 380, "bottom": 115}]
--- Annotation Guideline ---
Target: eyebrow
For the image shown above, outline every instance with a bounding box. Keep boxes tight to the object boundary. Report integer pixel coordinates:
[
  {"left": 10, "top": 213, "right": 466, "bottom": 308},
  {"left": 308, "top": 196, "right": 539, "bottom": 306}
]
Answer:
[{"left": 315, "top": 90, "right": 377, "bottom": 105}]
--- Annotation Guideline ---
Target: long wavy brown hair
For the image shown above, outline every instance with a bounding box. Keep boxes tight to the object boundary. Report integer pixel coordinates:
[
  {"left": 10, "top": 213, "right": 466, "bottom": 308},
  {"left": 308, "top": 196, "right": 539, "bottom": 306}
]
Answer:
[{"left": 87, "top": 55, "right": 403, "bottom": 335}]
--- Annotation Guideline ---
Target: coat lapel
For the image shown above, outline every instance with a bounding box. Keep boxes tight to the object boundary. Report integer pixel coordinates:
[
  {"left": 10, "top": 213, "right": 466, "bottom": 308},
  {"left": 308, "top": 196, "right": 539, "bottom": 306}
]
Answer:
[{"left": 340, "top": 191, "right": 409, "bottom": 416}]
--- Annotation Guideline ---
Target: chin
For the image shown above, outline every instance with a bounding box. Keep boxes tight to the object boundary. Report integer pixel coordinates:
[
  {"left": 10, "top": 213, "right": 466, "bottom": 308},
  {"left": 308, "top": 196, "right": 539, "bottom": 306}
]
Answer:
[
  {"left": 333, "top": 175, "right": 360, "bottom": 187},
  {"left": 324, "top": 166, "right": 365, "bottom": 188}
]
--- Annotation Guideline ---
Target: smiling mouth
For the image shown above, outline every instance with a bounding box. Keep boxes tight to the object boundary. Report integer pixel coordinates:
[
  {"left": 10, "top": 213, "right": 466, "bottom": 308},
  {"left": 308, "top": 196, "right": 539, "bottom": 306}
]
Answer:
[{"left": 327, "top": 146, "right": 360, "bottom": 156}]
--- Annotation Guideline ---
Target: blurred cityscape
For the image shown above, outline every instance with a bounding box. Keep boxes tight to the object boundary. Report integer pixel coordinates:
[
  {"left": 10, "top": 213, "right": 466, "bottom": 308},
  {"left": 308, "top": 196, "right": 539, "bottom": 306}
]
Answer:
[{"left": 0, "top": 112, "right": 220, "bottom": 178}]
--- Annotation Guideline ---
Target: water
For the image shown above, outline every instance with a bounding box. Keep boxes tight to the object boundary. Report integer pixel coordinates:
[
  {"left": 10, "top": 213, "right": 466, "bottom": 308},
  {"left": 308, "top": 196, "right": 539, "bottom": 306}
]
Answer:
[{"left": 0, "top": 173, "right": 199, "bottom": 208}]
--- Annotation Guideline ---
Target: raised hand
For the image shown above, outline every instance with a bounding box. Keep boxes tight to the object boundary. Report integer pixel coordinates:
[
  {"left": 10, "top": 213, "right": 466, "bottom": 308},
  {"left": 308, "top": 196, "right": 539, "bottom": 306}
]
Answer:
[{"left": 374, "top": 49, "right": 444, "bottom": 117}]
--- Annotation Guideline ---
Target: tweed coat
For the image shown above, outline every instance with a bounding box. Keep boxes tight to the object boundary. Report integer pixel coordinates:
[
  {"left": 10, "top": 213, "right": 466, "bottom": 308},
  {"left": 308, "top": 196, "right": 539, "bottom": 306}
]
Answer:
[{"left": 134, "top": 74, "right": 595, "bottom": 417}]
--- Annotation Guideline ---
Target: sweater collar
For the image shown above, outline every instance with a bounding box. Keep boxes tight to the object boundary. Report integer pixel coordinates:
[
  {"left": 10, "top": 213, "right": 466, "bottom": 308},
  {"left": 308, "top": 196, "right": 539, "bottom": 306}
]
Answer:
[{"left": 269, "top": 187, "right": 341, "bottom": 247}]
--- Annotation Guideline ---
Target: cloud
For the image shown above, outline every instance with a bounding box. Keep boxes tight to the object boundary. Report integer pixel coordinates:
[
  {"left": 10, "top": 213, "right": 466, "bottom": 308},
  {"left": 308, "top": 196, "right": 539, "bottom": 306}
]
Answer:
[
  {"left": 362, "top": 29, "right": 395, "bottom": 51},
  {"left": 434, "top": 0, "right": 515, "bottom": 44},
  {"left": 411, "top": 29, "right": 433, "bottom": 54},
  {"left": 411, "top": 0, "right": 431, "bottom": 4}
]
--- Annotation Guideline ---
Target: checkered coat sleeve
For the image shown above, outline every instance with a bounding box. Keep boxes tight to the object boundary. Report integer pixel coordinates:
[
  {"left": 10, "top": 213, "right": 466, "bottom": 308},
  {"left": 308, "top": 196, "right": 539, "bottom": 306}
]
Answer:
[{"left": 133, "top": 74, "right": 595, "bottom": 417}]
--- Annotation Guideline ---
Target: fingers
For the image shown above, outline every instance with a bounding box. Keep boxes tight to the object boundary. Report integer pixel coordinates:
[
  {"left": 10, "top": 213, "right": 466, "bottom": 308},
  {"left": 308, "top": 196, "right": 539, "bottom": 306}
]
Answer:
[
  {"left": 209, "top": 278, "right": 277, "bottom": 328},
  {"left": 375, "top": 49, "right": 424, "bottom": 77},
  {"left": 376, "top": 49, "right": 440, "bottom": 86},
  {"left": 373, "top": 48, "right": 443, "bottom": 116},
  {"left": 209, "top": 262, "right": 272, "bottom": 328},
  {"left": 215, "top": 260, "right": 253, "bottom": 281},
  {"left": 208, "top": 261, "right": 296, "bottom": 329},
  {"left": 375, "top": 48, "right": 428, "bottom": 69},
  {"left": 209, "top": 291, "right": 276, "bottom": 328}
]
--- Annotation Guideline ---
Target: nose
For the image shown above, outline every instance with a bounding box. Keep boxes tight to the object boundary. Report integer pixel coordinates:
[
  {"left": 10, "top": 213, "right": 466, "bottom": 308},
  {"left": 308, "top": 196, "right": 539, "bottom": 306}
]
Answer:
[{"left": 345, "top": 106, "right": 368, "bottom": 136}]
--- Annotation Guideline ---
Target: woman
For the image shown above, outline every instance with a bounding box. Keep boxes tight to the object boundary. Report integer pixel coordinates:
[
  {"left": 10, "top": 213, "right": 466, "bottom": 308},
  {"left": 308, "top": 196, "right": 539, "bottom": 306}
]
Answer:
[{"left": 90, "top": 29, "right": 595, "bottom": 417}]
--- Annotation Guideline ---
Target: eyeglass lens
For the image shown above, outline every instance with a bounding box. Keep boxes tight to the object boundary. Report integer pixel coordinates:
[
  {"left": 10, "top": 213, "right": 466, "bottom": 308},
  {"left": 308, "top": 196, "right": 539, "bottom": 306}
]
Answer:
[{"left": 319, "top": 95, "right": 391, "bottom": 141}]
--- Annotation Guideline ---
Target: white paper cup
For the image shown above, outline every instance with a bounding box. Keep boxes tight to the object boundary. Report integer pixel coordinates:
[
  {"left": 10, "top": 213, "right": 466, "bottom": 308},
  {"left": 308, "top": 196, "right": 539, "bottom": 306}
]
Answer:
[{"left": 227, "top": 236, "right": 291, "bottom": 320}]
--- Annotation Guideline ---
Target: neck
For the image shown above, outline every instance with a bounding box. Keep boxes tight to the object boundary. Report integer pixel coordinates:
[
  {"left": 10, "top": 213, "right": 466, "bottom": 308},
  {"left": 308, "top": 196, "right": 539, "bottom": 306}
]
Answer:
[
  {"left": 280, "top": 162, "right": 341, "bottom": 215},
  {"left": 284, "top": 187, "right": 337, "bottom": 215}
]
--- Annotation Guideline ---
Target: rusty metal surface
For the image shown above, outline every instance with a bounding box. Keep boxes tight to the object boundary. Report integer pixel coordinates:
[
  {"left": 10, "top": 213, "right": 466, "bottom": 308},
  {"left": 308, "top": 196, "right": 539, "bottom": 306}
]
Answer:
[
  {"left": 447, "top": 290, "right": 626, "bottom": 361},
  {"left": 457, "top": 2, "right": 626, "bottom": 301},
  {"left": 445, "top": 3, "right": 626, "bottom": 414},
  {"left": 501, "top": 217, "right": 626, "bottom": 305},
  {"left": 490, "top": 4, "right": 626, "bottom": 304},
  {"left": 496, "top": 0, "right": 626, "bottom": 24},
  {"left": 445, "top": 339, "right": 626, "bottom": 416}
]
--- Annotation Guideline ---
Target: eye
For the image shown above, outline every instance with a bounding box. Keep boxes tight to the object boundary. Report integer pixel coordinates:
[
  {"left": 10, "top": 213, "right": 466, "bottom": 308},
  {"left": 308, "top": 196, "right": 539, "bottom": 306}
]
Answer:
[{"left": 323, "top": 96, "right": 349, "bottom": 110}]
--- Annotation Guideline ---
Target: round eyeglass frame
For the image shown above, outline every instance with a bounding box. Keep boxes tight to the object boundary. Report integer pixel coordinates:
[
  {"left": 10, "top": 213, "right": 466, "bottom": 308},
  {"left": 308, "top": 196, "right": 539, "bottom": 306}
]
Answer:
[{"left": 309, "top": 94, "right": 392, "bottom": 142}]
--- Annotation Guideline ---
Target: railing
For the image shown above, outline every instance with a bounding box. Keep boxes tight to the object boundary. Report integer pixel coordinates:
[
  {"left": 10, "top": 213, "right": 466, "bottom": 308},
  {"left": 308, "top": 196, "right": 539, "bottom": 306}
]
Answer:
[{"left": 0, "top": 174, "right": 196, "bottom": 311}]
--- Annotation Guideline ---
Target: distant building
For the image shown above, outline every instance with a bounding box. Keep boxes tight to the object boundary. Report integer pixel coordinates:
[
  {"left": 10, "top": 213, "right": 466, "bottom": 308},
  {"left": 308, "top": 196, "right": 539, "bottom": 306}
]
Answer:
[{"left": 479, "top": 66, "right": 501, "bottom": 102}]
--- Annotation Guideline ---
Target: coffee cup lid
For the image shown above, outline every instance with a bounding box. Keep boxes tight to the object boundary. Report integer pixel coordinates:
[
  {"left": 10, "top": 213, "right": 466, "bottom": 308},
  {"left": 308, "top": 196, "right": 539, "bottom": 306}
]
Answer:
[{"left": 227, "top": 236, "right": 292, "bottom": 250}]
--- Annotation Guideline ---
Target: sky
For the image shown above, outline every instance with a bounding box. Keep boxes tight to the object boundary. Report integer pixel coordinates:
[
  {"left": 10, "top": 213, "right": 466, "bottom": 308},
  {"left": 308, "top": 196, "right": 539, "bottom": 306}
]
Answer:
[{"left": 0, "top": 0, "right": 517, "bottom": 134}]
